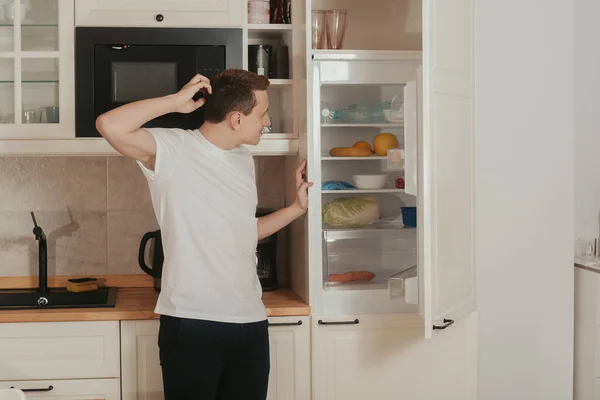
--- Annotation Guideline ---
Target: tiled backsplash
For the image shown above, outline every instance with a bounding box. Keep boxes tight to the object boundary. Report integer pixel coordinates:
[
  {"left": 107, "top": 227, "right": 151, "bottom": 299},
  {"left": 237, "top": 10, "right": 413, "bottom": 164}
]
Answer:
[{"left": 0, "top": 156, "right": 288, "bottom": 281}]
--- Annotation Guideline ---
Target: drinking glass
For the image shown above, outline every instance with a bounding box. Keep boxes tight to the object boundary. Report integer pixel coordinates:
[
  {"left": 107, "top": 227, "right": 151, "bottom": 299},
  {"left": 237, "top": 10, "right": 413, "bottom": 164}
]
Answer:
[
  {"left": 311, "top": 10, "right": 326, "bottom": 49},
  {"left": 326, "top": 9, "right": 348, "bottom": 50}
]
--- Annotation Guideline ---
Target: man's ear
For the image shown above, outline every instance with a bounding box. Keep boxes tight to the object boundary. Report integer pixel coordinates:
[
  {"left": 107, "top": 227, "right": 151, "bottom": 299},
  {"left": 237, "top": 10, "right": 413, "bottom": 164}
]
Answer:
[{"left": 228, "top": 112, "right": 243, "bottom": 130}]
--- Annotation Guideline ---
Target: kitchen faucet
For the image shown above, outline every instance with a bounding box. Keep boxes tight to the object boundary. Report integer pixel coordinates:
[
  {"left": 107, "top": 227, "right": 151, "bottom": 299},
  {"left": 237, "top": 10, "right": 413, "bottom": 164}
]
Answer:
[{"left": 30, "top": 211, "right": 48, "bottom": 293}]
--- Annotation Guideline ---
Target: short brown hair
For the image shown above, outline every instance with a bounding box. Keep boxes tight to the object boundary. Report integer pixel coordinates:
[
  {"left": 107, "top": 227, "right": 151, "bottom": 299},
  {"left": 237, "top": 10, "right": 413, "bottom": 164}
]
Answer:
[{"left": 203, "top": 69, "right": 270, "bottom": 123}]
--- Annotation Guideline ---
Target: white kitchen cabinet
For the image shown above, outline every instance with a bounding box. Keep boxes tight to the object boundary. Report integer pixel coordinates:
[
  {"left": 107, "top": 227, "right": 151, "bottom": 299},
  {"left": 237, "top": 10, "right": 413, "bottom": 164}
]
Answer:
[
  {"left": 574, "top": 265, "right": 600, "bottom": 399},
  {"left": 0, "top": 321, "right": 120, "bottom": 381},
  {"left": 0, "top": 0, "right": 74, "bottom": 140},
  {"left": 75, "top": 0, "right": 245, "bottom": 28},
  {"left": 120, "top": 320, "right": 163, "bottom": 400},
  {"left": 311, "top": 314, "right": 476, "bottom": 400},
  {"left": 0, "top": 379, "right": 120, "bottom": 400},
  {"left": 121, "top": 316, "right": 311, "bottom": 400},
  {"left": 265, "top": 316, "right": 311, "bottom": 400}
]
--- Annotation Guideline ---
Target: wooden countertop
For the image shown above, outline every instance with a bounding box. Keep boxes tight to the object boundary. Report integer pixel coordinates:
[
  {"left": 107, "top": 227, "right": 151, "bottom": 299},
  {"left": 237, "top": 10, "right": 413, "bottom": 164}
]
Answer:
[{"left": 0, "top": 287, "right": 311, "bottom": 323}]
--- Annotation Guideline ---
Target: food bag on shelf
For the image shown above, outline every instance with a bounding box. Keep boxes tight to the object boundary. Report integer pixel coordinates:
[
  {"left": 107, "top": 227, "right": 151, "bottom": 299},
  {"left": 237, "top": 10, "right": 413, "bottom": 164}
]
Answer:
[{"left": 322, "top": 195, "right": 380, "bottom": 228}]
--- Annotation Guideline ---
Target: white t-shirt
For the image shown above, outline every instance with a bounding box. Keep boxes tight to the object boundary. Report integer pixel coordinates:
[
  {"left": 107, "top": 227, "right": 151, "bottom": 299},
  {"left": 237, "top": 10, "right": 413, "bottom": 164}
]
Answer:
[{"left": 136, "top": 127, "right": 266, "bottom": 323}]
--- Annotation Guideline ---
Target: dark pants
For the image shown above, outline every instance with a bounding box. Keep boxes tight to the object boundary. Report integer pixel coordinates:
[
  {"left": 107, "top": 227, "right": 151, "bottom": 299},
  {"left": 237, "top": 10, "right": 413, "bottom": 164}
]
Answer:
[{"left": 158, "top": 314, "right": 270, "bottom": 400}]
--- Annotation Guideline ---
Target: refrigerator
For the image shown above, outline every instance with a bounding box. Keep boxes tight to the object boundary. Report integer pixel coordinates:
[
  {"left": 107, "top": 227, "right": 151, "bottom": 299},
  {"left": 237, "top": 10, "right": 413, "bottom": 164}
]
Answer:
[{"left": 308, "top": 51, "right": 425, "bottom": 316}]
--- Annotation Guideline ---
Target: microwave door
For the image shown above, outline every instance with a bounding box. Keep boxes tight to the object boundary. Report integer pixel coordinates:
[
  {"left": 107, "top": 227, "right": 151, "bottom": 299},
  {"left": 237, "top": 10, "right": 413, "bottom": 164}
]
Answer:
[
  {"left": 93, "top": 45, "right": 224, "bottom": 130},
  {"left": 94, "top": 45, "right": 197, "bottom": 111}
]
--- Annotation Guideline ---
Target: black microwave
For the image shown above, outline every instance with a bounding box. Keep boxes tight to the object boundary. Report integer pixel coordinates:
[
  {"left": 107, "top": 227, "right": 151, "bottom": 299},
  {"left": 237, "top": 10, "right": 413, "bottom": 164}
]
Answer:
[{"left": 75, "top": 27, "right": 243, "bottom": 138}]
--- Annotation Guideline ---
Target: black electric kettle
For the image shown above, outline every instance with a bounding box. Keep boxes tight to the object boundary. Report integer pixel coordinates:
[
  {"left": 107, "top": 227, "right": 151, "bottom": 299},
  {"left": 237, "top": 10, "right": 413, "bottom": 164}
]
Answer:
[{"left": 138, "top": 230, "right": 163, "bottom": 292}]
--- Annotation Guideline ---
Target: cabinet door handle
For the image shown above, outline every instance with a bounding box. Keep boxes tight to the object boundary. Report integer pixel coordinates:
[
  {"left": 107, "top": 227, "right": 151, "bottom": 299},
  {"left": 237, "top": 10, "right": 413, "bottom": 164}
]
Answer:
[
  {"left": 269, "top": 320, "right": 303, "bottom": 327},
  {"left": 432, "top": 319, "right": 454, "bottom": 330},
  {"left": 11, "top": 385, "right": 54, "bottom": 392},
  {"left": 155, "top": 14, "right": 164, "bottom": 22},
  {"left": 318, "top": 319, "right": 359, "bottom": 325}
]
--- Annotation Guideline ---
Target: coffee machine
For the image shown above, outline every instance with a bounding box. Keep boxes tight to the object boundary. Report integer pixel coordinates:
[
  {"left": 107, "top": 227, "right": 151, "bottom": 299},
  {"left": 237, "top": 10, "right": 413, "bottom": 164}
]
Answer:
[{"left": 255, "top": 208, "right": 279, "bottom": 291}]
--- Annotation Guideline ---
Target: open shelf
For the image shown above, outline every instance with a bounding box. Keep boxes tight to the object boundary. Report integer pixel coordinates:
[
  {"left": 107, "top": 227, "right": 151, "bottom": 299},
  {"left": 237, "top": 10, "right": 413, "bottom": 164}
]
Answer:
[
  {"left": 312, "top": 50, "right": 423, "bottom": 61},
  {"left": 321, "top": 123, "right": 403, "bottom": 128},
  {"left": 310, "top": 0, "right": 422, "bottom": 52},
  {"left": 269, "top": 79, "right": 293, "bottom": 87},
  {"left": 322, "top": 188, "right": 404, "bottom": 194},
  {"left": 246, "top": 24, "right": 293, "bottom": 32},
  {"left": 247, "top": 24, "right": 293, "bottom": 40},
  {"left": 262, "top": 133, "right": 295, "bottom": 139},
  {"left": 321, "top": 156, "right": 387, "bottom": 161}
]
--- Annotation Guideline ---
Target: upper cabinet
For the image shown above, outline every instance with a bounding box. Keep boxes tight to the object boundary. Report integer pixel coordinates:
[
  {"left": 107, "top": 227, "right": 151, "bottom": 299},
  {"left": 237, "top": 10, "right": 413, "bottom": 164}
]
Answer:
[
  {"left": 0, "top": 0, "right": 74, "bottom": 139},
  {"left": 75, "top": 0, "right": 245, "bottom": 27},
  {"left": 0, "top": 0, "right": 299, "bottom": 156}
]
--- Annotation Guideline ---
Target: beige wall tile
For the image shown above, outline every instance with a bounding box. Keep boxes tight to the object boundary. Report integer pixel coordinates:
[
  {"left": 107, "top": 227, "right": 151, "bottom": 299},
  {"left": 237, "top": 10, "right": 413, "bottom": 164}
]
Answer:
[
  {"left": 107, "top": 210, "right": 159, "bottom": 275},
  {"left": 0, "top": 157, "right": 107, "bottom": 212},
  {"left": 0, "top": 155, "right": 290, "bottom": 281},
  {"left": 107, "top": 156, "right": 153, "bottom": 211},
  {"left": 0, "top": 210, "right": 107, "bottom": 277}
]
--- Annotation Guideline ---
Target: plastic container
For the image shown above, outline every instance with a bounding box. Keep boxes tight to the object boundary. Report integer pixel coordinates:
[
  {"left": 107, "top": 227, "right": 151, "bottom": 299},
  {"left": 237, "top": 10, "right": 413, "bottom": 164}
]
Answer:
[
  {"left": 248, "top": 1, "right": 270, "bottom": 24},
  {"left": 352, "top": 174, "right": 387, "bottom": 189},
  {"left": 401, "top": 207, "right": 417, "bottom": 227},
  {"left": 323, "top": 227, "right": 417, "bottom": 287},
  {"left": 386, "top": 94, "right": 404, "bottom": 122}
]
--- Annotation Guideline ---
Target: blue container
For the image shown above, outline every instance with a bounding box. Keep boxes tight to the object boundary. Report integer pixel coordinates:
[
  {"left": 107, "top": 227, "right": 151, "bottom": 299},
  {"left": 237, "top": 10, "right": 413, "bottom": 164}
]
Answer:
[{"left": 401, "top": 207, "right": 417, "bottom": 227}]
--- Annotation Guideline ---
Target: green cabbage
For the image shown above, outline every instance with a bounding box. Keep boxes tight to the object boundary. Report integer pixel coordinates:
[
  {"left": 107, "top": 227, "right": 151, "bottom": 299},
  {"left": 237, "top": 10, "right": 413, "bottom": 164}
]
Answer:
[{"left": 322, "top": 195, "right": 380, "bottom": 228}]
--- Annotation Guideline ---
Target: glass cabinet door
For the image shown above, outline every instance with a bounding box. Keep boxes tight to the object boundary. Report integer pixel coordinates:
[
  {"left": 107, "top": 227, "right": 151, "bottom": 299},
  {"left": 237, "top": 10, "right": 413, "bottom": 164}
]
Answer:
[{"left": 0, "top": 0, "right": 74, "bottom": 139}]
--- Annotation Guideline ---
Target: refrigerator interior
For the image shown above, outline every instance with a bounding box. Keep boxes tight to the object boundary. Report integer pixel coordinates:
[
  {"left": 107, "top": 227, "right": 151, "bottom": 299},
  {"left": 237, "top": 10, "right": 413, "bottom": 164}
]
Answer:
[{"left": 316, "top": 81, "right": 420, "bottom": 315}]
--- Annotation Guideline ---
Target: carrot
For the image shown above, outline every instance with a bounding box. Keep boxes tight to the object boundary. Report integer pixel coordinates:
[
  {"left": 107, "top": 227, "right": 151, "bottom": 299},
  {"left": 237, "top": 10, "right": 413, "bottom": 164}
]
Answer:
[{"left": 328, "top": 271, "right": 375, "bottom": 283}]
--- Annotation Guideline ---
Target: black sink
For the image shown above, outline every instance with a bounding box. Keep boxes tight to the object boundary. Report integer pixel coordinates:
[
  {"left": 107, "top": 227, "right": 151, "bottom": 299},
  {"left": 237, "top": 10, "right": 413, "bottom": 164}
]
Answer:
[{"left": 0, "top": 287, "right": 118, "bottom": 310}]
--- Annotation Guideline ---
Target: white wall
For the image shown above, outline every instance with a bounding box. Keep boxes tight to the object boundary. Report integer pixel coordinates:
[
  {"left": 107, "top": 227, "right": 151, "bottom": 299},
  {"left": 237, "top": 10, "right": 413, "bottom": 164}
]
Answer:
[
  {"left": 475, "top": 0, "right": 574, "bottom": 399},
  {"left": 574, "top": 0, "right": 600, "bottom": 242}
]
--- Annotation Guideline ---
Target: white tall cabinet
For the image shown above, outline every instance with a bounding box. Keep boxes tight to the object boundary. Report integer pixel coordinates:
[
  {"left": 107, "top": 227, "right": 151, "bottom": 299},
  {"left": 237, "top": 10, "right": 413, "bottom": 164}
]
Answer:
[{"left": 295, "top": 0, "right": 477, "bottom": 398}]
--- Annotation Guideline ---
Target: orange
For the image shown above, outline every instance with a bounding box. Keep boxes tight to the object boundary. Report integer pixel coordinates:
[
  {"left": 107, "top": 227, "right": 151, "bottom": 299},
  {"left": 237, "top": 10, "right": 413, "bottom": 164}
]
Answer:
[
  {"left": 352, "top": 141, "right": 373, "bottom": 153},
  {"left": 373, "top": 133, "right": 399, "bottom": 156}
]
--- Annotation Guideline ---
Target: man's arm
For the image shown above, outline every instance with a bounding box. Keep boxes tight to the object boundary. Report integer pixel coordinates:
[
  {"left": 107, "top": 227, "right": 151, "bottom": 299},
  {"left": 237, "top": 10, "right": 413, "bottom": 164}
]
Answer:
[
  {"left": 257, "top": 160, "right": 313, "bottom": 240},
  {"left": 95, "top": 74, "right": 211, "bottom": 169},
  {"left": 258, "top": 203, "right": 306, "bottom": 240}
]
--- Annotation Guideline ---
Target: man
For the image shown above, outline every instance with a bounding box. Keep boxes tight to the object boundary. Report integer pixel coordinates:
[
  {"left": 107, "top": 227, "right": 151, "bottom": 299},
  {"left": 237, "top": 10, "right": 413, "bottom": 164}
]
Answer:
[{"left": 96, "top": 69, "right": 312, "bottom": 399}]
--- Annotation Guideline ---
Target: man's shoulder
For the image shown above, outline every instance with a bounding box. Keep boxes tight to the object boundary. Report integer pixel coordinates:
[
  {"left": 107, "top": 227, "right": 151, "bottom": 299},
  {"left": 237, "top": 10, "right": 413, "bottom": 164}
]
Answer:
[{"left": 144, "top": 127, "right": 189, "bottom": 137}]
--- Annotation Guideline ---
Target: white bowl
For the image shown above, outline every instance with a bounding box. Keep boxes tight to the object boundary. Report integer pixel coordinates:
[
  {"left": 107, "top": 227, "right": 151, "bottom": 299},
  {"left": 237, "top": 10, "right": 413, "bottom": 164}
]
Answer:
[{"left": 352, "top": 174, "right": 387, "bottom": 189}]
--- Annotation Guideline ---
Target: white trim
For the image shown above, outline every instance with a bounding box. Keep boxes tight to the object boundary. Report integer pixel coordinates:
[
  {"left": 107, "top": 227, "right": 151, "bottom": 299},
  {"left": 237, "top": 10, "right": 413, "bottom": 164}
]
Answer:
[
  {"left": 312, "top": 50, "right": 423, "bottom": 61},
  {"left": 0, "top": 138, "right": 298, "bottom": 156}
]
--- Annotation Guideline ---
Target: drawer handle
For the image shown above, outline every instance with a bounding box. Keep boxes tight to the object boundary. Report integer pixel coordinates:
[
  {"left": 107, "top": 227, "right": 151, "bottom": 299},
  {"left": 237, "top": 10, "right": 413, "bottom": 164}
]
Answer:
[
  {"left": 432, "top": 319, "right": 455, "bottom": 330},
  {"left": 318, "top": 319, "right": 359, "bottom": 325},
  {"left": 269, "top": 320, "right": 303, "bottom": 327},
  {"left": 11, "top": 385, "right": 54, "bottom": 393},
  {"left": 155, "top": 14, "right": 164, "bottom": 22}
]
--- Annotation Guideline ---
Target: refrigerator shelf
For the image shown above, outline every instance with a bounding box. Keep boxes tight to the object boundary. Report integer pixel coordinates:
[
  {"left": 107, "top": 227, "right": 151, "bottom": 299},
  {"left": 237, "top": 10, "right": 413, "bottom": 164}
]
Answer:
[{"left": 323, "top": 225, "right": 415, "bottom": 241}]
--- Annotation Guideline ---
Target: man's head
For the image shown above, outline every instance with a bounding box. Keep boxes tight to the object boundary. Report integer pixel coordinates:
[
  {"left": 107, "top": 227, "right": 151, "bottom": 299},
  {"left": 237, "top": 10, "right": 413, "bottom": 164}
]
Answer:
[{"left": 203, "top": 69, "right": 271, "bottom": 146}]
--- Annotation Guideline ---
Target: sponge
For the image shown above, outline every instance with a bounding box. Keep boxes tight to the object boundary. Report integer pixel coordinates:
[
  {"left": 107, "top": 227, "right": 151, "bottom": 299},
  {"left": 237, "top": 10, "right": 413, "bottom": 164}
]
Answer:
[{"left": 67, "top": 277, "right": 99, "bottom": 293}]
